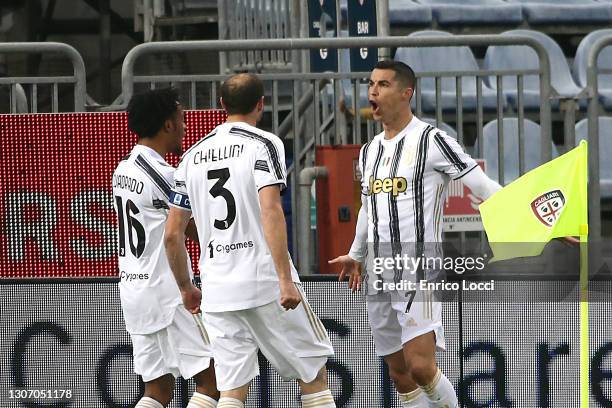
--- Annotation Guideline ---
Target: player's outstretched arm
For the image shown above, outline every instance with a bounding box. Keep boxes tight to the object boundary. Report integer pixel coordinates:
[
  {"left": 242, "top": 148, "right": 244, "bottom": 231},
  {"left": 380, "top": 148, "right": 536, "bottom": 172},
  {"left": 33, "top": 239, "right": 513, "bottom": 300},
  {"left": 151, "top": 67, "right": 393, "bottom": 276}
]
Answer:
[
  {"left": 164, "top": 207, "right": 201, "bottom": 314},
  {"left": 461, "top": 165, "right": 502, "bottom": 203},
  {"left": 258, "top": 184, "right": 301, "bottom": 310},
  {"left": 348, "top": 194, "right": 369, "bottom": 262}
]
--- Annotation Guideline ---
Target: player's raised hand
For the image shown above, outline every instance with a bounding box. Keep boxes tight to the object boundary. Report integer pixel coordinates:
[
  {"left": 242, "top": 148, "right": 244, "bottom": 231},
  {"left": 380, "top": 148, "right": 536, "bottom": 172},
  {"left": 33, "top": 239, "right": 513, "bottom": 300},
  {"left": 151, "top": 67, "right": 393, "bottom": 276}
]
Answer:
[
  {"left": 467, "top": 193, "right": 483, "bottom": 211},
  {"left": 181, "top": 283, "right": 202, "bottom": 314},
  {"left": 329, "top": 255, "right": 362, "bottom": 292},
  {"left": 559, "top": 236, "right": 580, "bottom": 246},
  {"left": 279, "top": 280, "right": 301, "bottom": 310}
]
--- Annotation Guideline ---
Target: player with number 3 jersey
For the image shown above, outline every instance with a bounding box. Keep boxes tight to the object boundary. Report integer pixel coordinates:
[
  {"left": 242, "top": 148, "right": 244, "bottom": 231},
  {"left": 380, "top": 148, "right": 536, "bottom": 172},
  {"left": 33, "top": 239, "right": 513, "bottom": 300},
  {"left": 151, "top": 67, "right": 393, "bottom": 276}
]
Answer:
[
  {"left": 170, "top": 121, "right": 298, "bottom": 312},
  {"left": 165, "top": 74, "right": 336, "bottom": 408}
]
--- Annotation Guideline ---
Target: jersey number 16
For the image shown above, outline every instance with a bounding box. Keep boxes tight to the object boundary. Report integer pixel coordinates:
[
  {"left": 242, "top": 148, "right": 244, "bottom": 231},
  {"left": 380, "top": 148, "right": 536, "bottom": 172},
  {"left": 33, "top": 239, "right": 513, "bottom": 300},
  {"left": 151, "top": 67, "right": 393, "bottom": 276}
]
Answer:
[{"left": 115, "top": 196, "right": 146, "bottom": 258}]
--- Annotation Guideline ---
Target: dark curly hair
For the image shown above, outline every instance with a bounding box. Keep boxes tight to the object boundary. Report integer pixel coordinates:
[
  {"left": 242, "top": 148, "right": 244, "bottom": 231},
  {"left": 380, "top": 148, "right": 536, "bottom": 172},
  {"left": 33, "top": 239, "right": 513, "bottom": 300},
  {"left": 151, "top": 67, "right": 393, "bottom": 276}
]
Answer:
[{"left": 127, "top": 88, "right": 180, "bottom": 139}]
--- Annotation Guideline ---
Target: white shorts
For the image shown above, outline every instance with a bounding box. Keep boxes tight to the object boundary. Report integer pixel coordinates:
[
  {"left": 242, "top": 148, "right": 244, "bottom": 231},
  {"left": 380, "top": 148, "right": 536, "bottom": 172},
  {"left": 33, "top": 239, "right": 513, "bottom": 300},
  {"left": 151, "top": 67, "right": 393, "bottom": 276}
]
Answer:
[
  {"left": 203, "top": 285, "right": 334, "bottom": 391},
  {"left": 367, "top": 290, "right": 446, "bottom": 357},
  {"left": 130, "top": 306, "right": 213, "bottom": 382}
]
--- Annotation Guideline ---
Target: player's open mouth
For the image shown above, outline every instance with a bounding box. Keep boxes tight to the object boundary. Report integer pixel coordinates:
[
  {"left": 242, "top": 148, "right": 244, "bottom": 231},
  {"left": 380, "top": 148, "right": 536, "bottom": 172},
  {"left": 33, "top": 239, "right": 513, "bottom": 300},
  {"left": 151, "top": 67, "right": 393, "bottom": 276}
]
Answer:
[{"left": 369, "top": 100, "right": 379, "bottom": 114}]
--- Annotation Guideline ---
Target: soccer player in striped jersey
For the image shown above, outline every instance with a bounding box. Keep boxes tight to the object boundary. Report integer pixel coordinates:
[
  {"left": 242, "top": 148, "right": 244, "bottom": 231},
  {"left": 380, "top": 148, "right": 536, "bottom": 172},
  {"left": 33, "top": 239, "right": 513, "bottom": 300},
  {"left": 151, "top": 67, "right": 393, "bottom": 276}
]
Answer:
[
  {"left": 113, "top": 88, "right": 219, "bottom": 408},
  {"left": 164, "top": 73, "right": 336, "bottom": 408},
  {"left": 330, "top": 61, "right": 502, "bottom": 407}
]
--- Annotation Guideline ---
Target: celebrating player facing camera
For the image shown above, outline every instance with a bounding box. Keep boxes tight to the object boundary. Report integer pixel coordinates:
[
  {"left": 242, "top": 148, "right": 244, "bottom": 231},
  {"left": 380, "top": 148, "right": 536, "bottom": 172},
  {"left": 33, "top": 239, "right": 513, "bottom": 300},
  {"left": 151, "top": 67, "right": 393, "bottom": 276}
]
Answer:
[
  {"left": 165, "top": 73, "right": 336, "bottom": 408},
  {"left": 330, "top": 60, "right": 502, "bottom": 408}
]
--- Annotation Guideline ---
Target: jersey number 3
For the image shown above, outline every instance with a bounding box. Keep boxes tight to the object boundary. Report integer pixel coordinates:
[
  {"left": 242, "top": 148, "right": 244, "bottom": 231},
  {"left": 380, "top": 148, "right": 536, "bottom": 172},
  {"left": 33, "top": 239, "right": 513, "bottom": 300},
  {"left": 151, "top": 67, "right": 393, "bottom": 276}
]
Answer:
[
  {"left": 208, "top": 168, "right": 236, "bottom": 230},
  {"left": 115, "top": 196, "right": 146, "bottom": 258}
]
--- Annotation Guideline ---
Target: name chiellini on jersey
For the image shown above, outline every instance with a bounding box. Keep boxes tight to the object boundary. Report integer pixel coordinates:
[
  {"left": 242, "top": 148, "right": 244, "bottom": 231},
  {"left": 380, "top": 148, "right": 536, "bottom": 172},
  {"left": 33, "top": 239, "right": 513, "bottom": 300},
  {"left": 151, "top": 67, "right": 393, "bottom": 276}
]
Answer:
[
  {"left": 112, "top": 145, "right": 193, "bottom": 334},
  {"left": 170, "top": 122, "right": 300, "bottom": 313}
]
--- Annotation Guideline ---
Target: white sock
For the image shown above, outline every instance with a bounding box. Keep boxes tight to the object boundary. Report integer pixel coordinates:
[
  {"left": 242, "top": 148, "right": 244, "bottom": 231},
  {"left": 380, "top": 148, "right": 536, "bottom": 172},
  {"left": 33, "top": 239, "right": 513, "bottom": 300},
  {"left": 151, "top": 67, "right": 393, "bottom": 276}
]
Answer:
[
  {"left": 135, "top": 397, "right": 164, "bottom": 408},
  {"left": 421, "top": 369, "right": 458, "bottom": 408},
  {"left": 217, "top": 397, "right": 244, "bottom": 408},
  {"left": 399, "top": 388, "right": 428, "bottom": 407},
  {"left": 187, "top": 392, "right": 218, "bottom": 408},
  {"left": 301, "top": 389, "right": 336, "bottom": 407}
]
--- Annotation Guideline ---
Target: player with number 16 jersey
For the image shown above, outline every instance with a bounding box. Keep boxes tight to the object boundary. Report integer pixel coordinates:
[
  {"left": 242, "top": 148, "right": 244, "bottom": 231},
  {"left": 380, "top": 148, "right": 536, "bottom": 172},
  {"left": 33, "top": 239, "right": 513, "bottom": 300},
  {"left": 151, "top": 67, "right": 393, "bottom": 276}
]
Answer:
[{"left": 112, "top": 88, "right": 218, "bottom": 408}]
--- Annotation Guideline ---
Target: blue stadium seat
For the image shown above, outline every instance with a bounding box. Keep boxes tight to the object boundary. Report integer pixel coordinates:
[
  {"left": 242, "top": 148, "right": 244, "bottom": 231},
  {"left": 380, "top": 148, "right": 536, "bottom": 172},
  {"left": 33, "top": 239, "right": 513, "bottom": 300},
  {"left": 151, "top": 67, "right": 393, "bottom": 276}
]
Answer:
[
  {"left": 574, "top": 117, "right": 612, "bottom": 199},
  {"left": 505, "top": 0, "right": 612, "bottom": 24},
  {"left": 394, "top": 30, "right": 500, "bottom": 112},
  {"left": 390, "top": 0, "right": 434, "bottom": 25},
  {"left": 416, "top": 0, "right": 522, "bottom": 25},
  {"left": 483, "top": 29, "right": 583, "bottom": 110},
  {"left": 573, "top": 29, "right": 612, "bottom": 109},
  {"left": 340, "top": 0, "right": 433, "bottom": 26},
  {"left": 481, "top": 118, "right": 557, "bottom": 183}
]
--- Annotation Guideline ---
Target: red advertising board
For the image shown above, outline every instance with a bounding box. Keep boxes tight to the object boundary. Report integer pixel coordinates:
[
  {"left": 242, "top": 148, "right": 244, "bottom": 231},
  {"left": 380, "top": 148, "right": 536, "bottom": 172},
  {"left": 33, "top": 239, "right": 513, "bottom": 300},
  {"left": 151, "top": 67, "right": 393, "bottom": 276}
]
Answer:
[{"left": 0, "top": 111, "right": 226, "bottom": 278}]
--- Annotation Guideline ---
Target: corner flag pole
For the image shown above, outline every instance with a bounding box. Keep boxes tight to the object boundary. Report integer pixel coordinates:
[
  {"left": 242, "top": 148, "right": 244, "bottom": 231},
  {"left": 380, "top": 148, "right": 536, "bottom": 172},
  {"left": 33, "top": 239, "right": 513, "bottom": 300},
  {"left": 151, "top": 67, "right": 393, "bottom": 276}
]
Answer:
[{"left": 579, "top": 223, "right": 589, "bottom": 408}]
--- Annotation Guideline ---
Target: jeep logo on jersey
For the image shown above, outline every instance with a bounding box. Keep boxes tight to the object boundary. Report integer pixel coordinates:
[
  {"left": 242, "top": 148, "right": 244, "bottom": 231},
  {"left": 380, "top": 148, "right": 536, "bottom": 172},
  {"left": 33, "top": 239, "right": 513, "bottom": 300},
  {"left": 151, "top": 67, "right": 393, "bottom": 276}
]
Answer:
[
  {"left": 531, "top": 189, "right": 566, "bottom": 227},
  {"left": 369, "top": 176, "right": 407, "bottom": 196}
]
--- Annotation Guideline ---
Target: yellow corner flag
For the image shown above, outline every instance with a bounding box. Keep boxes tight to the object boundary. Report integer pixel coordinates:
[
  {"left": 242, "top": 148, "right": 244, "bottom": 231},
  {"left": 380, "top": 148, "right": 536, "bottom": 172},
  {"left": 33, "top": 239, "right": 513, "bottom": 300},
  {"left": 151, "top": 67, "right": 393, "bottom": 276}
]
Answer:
[
  {"left": 480, "top": 140, "right": 589, "bottom": 407},
  {"left": 479, "top": 140, "right": 588, "bottom": 262}
]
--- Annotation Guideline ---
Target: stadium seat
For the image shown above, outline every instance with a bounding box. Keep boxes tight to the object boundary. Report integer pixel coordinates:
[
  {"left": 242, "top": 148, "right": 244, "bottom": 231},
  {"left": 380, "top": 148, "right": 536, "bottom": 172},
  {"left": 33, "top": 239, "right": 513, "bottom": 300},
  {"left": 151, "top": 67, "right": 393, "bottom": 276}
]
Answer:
[
  {"left": 390, "top": 0, "right": 434, "bottom": 25},
  {"left": 574, "top": 117, "right": 612, "bottom": 199},
  {"left": 340, "top": 0, "right": 433, "bottom": 26},
  {"left": 505, "top": 0, "right": 612, "bottom": 24},
  {"left": 483, "top": 29, "right": 583, "bottom": 110},
  {"left": 394, "top": 30, "right": 500, "bottom": 113},
  {"left": 573, "top": 29, "right": 612, "bottom": 110},
  {"left": 481, "top": 118, "right": 557, "bottom": 183},
  {"left": 416, "top": 0, "right": 523, "bottom": 25}
]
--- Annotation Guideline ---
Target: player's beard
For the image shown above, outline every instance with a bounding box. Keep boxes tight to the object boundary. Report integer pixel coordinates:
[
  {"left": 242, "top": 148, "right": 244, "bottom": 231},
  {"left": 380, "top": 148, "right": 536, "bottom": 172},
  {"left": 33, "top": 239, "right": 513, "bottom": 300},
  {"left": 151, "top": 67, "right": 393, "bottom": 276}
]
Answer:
[{"left": 171, "top": 143, "right": 183, "bottom": 156}]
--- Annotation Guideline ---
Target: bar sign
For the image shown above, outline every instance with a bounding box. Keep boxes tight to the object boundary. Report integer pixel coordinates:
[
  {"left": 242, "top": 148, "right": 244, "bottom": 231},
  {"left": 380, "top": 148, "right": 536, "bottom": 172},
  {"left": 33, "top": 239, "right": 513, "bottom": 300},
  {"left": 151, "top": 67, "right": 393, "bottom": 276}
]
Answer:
[{"left": 347, "top": 0, "right": 378, "bottom": 72}]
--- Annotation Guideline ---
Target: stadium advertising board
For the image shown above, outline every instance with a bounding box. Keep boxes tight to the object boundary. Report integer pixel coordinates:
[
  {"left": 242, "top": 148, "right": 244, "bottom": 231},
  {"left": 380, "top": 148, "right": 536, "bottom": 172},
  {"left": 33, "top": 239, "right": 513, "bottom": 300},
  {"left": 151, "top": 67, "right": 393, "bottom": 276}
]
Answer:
[
  {"left": 2, "top": 281, "right": 612, "bottom": 407},
  {"left": 0, "top": 111, "right": 225, "bottom": 279}
]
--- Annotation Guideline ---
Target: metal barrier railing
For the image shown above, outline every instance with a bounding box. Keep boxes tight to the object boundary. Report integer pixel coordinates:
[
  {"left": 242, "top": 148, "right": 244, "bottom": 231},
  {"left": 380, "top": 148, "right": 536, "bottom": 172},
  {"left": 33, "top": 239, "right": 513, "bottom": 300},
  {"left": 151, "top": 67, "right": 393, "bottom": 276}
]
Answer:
[
  {"left": 121, "top": 35, "right": 555, "bottom": 273},
  {"left": 218, "top": 0, "right": 294, "bottom": 73},
  {"left": 586, "top": 36, "right": 609, "bottom": 251},
  {"left": 0, "top": 42, "right": 86, "bottom": 113}
]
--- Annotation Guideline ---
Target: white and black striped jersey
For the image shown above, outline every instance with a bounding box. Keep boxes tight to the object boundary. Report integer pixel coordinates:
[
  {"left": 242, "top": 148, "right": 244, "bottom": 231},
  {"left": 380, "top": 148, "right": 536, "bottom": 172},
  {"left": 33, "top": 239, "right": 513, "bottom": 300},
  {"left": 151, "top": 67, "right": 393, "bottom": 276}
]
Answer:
[
  {"left": 360, "top": 116, "right": 478, "bottom": 250},
  {"left": 112, "top": 145, "right": 192, "bottom": 335},
  {"left": 170, "top": 122, "right": 300, "bottom": 313}
]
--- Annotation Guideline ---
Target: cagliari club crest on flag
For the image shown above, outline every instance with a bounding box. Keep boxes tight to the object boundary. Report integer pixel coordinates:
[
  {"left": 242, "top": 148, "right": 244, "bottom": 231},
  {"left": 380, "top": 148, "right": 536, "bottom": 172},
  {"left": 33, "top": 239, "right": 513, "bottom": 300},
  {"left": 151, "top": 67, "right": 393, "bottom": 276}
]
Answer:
[
  {"left": 479, "top": 141, "right": 587, "bottom": 262},
  {"left": 530, "top": 189, "right": 566, "bottom": 227}
]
